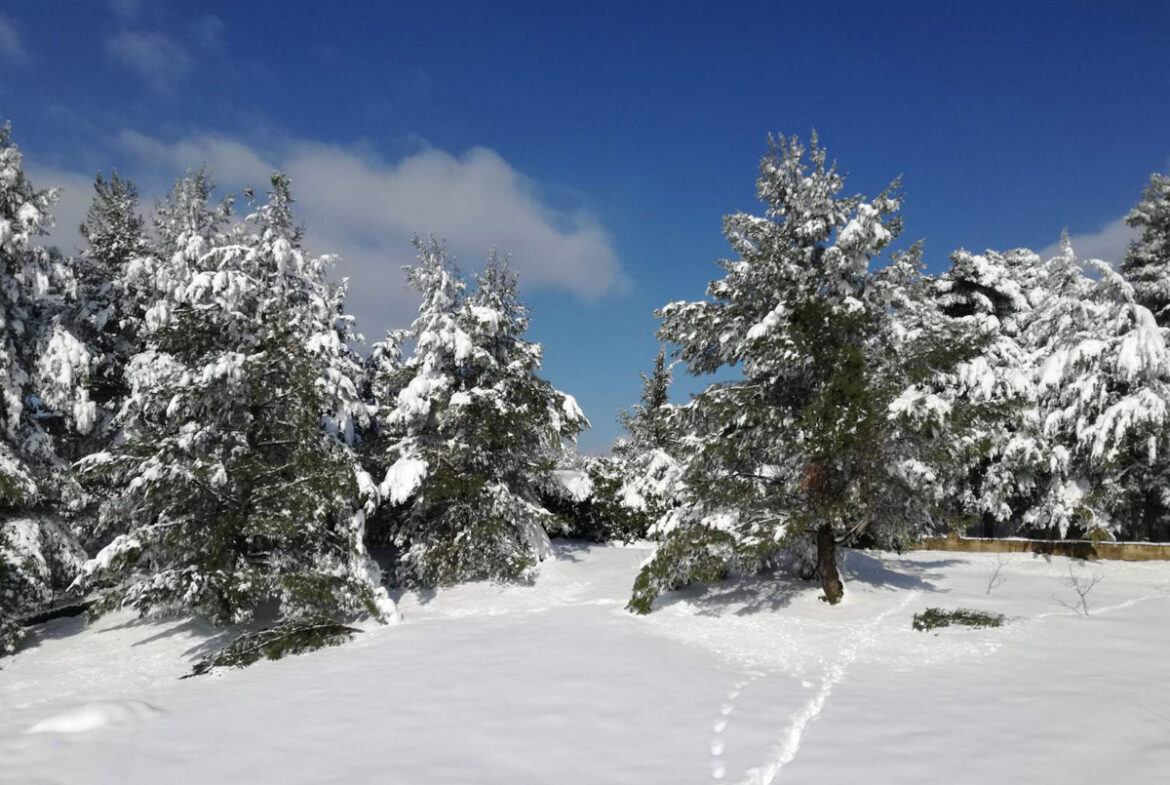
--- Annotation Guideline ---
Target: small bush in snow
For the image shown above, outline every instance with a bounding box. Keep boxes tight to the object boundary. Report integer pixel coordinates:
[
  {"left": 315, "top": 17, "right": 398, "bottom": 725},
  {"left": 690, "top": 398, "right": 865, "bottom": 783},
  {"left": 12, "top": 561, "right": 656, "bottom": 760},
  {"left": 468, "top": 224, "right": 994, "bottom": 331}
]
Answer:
[{"left": 912, "top": 607, "right": 1005, "bottom": 631}]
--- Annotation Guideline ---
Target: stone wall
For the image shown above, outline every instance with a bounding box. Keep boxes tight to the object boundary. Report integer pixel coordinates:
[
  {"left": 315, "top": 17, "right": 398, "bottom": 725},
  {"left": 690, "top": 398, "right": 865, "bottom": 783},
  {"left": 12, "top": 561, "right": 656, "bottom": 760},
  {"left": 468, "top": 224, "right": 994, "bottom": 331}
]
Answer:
[{"left": 914, "top": 532, "right": 1170, "bottom": 562}]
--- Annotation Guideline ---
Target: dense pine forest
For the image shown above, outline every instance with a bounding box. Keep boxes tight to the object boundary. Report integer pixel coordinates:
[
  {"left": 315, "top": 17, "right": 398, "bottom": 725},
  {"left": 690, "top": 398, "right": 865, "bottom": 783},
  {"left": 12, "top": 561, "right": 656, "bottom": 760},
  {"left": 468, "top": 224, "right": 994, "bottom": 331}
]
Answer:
[{"left": 2, "top": 119, "right": 1169, "bottom": 664}]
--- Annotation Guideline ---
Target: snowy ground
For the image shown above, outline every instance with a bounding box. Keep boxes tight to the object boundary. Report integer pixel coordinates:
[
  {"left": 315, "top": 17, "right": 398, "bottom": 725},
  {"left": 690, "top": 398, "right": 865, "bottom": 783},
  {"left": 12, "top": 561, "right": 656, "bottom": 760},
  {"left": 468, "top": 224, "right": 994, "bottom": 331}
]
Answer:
[{"left": 2, "top": 542, "right": 1169, "bottom": 785}]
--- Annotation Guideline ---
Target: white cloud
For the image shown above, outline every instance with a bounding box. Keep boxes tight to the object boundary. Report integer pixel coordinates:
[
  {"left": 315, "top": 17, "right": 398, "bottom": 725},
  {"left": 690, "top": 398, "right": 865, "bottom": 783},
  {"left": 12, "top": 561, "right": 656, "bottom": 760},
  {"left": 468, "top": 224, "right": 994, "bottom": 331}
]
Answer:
[
  {"left": 104, "top": 31, "right": 193, "bottom": 91},
  {"left": 1039, "top": 214, "right": 1137, "bottom": 265},
  {"left": 36, "top": 131, "right": 626, "bottom": 342},
  {"left": 25, "top": 165, "right": 98, "bottom": 256},
  {"left": 0, "top": 12, "right": 28, "bottom": 65}
]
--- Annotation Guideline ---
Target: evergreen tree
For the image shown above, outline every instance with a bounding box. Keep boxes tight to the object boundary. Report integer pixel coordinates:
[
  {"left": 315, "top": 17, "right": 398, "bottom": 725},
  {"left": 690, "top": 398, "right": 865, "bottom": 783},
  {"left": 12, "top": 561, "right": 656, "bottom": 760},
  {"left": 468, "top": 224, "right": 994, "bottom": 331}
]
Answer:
[
  {"left": 630, "top": 134, "right": 980, "bottom": 612},
  {"left": 619, "top": 346, "right": 673, "bottom": 450},
  {"left": 1028, "top": 239, "right": 1170, "bottom": 539},
  {"left": 1120, "top": 173, "right": 1170, "bottom": 327},
  {"left": 70, "top": 172, "right": 151, "bottom": 453},
  {"left": 611, "top": 347, "right": 684, "bottom": 533},
  {"left": 75, "top": 173, "right": 386, "bottom": 626},
  {"left": 0, "top": 122, "right": 91, "bottom": 508},
  {"left": 1116, "top": 172, "right": 1170, "bottom": 538},
  {"left": 368, "top": 240, "right": 587, "bottom": 586},
  {"left": 933, "top": 248, "right": 1041, "bottom": 538},
  {"left": 0, "top": 122, "right": 93, "bottom": 652}
]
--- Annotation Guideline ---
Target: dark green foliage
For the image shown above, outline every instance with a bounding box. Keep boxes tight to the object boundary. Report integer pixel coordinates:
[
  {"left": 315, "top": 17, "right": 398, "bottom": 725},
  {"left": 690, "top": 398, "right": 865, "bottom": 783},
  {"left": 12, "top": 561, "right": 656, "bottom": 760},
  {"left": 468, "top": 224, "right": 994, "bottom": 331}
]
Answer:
[
  {"left": 184, "top": 617, "right": 362, "bottom": 677},
  {"left": 545, "top": 457, "right": 652, "bottom": 544},
  {"left": 627, "top": 524, "right": 744, "bottom": 614},
  {"left": 619, "top": 346, "right": 674, "bottom": 451},
  {"left": 912, "top": 607, "right": 1005, "bottom": 631}
]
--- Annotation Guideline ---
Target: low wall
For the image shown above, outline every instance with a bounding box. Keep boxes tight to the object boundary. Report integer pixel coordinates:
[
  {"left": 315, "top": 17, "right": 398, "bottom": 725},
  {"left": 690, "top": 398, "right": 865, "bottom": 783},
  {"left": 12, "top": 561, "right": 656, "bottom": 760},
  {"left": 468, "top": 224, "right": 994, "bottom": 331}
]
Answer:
[{"left": 914, "top": 533, "right": 1170, "bottom": 562}]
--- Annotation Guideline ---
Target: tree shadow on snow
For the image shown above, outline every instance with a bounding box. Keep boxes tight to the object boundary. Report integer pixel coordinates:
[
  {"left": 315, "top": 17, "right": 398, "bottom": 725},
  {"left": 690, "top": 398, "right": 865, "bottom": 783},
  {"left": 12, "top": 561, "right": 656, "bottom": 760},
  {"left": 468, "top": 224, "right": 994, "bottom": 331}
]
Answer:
[
  {"left": 12, "top": 614, "right": 89, "bottom": 656},
  {"left": 651, "top": 550, "right": 952, "bottom": 617},
  {"left": 14, "top": 613, "right": 229, "bottom": 662},
  {"left": 388, "top": 586, "right": 437, "bottom": 607},
  {"left": 840, "top": 551, "right": 956, "bottom": 593},
  {"left": 550, "top": 539, "right": 591, "bottom": 562},
  {"left": 654, "top": 573, "right": 809, "bottom": 617}
]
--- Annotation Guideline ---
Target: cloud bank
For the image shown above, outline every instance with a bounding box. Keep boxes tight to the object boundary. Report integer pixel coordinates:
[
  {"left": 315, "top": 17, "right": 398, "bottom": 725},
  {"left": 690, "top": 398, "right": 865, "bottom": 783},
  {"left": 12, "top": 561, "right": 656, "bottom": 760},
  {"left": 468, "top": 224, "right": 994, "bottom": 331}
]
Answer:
[
  {"left": 1039, "top": 214, "right": 1137, "bottom": 265},
  {"left": 31, "top": 131, "right": 627, "bottom": 342}
]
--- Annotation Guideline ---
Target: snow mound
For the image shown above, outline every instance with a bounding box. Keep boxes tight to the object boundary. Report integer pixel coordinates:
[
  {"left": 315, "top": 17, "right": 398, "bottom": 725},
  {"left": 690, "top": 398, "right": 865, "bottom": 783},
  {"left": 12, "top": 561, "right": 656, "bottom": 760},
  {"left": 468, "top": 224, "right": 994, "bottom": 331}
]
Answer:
[{"left": 27, "top": 700, "right": 165, "bottom": 734}]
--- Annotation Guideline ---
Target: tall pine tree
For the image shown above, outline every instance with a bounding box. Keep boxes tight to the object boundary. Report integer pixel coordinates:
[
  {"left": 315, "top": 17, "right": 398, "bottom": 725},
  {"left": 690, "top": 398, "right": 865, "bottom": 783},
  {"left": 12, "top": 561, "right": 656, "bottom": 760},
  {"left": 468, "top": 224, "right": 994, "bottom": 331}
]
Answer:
[
  {"left": 0, "top": 122, "right": 92, "bottom": 652},
  {"left": 630, "top": 134, "right": 980, "bottom": 611},
  {"left": 75, "top": 173, "right": 386, "bottom": 625}
]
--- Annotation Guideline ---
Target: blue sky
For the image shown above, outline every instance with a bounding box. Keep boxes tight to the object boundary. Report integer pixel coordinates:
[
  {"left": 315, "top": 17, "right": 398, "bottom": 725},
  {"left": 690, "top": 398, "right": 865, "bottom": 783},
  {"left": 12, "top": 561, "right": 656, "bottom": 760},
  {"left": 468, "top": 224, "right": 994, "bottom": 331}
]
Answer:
[{"left": 1, "top": 0, "right": 1168, "bottom": 451}]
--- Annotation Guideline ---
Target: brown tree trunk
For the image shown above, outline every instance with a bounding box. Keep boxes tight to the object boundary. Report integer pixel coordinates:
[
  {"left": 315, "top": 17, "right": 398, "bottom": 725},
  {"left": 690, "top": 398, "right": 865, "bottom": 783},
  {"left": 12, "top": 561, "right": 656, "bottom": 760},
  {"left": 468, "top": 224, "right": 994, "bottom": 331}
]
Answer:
[{"left": 817, "top": 522, "right": 844, "bottom": 604}]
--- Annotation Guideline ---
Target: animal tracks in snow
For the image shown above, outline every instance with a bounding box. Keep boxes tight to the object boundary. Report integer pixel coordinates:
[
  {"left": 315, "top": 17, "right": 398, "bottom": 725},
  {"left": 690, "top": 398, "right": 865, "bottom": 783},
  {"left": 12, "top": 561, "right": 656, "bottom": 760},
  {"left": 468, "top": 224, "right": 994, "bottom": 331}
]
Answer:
[
  {"left": 708, "top": 673, "right": 765, "bottom": 780},
  {"left": 730, "top": 592, "right": 920, "bottom": 785}
]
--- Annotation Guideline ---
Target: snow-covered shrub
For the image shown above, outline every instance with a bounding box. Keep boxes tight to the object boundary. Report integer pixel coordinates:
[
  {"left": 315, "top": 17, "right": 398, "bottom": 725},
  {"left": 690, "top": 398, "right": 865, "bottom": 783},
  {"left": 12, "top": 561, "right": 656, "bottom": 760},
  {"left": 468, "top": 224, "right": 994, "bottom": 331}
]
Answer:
[
  {"left": 912, "top": 607, "right": 1005, "bottom": 631},
  {"left": 543, "top": 455, "right": 653, "bottom": 544},
  {"left": 0, "top": 516, "right": 86, "bottom": 654}
]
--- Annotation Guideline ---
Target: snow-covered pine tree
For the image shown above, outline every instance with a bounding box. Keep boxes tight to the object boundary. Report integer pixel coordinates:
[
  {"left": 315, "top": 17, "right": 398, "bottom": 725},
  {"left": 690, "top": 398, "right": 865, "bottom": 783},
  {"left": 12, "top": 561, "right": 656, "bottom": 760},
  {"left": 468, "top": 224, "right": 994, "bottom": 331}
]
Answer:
[
  {"left": 68, "top": 172, "right": 151, "bottom": 457},
  {"left": 1116, "top": 173, "right": 1170, "bottom": 539},
  {"left": 0, "top": 122, "right": 96, "bottom": 653},
  {"left": 611, "top": 347, "right": 684, "bottom": 532},
  {"left": 933, "top": 248, "right": 1041, "bottom": 538},
  {"left": 74, "top": 172, "right": 386, "bottom": 626},
  {"left": 629, "top": 134, "right": 982, "bottom": 611},
  {"left": 619, "top": 347, "right": 673, "bottom": 450},
  {"left": 1119, "top": 173, "right": 1170, "bottom": 327},
  {"left": 1028, "top": 238, "right": 1170, "bottom": 539},
  {"left": 369, "top": 239, "right": 587, "bottom": 586},
  {"left": 0, "top": 122, "right": 93, "bottom": 508}
]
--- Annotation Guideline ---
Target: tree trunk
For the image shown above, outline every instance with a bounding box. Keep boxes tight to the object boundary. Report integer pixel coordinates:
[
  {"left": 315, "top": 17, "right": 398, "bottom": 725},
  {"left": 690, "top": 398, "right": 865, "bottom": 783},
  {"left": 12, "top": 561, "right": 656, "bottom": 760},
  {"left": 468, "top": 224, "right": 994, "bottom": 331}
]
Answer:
[
  {"left": 817, "top": 522, "right": 844, "bottom": 604},
  {"left": 1141, "top": 488, "right": 1158, "bottom": 542}
]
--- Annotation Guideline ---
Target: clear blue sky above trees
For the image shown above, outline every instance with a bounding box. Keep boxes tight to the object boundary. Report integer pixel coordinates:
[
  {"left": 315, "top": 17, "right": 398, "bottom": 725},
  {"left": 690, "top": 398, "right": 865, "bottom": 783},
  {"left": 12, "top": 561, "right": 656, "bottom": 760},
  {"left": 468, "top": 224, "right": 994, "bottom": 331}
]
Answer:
[{"left": 1, "top": 0, "right": 1167, "bottom": 450}]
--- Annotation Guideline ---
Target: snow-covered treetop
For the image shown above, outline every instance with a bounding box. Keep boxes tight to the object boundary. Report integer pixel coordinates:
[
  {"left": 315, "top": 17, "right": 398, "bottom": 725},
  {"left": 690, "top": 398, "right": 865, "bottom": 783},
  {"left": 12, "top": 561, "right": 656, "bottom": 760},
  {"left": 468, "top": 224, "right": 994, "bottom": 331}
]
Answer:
[
  {"left": 659, "top": 132, "right": 904, "bottom": 379},
  {"left": 1120, "top": 172, "right": 1170, "bottom": 326}
]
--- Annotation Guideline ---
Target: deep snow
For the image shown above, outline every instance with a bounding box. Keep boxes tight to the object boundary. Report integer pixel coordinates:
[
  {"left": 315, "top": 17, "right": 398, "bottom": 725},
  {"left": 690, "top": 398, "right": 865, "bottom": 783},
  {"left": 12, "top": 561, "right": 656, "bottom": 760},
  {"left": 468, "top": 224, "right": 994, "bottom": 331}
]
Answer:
[{"left": 1, "top": 542, "right": 1168, "bottom": 784}]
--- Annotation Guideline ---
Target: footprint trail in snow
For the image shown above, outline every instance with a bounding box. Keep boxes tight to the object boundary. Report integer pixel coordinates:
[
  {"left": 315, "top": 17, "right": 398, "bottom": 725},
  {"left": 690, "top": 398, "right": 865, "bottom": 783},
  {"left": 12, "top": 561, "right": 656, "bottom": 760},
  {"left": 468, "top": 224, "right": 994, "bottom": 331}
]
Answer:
[
  {"left": 735, "top": 592, "right": 920, "bottom": 785},
  {"left": 708, "top": 672, "right": 764, "bottom": 781}
]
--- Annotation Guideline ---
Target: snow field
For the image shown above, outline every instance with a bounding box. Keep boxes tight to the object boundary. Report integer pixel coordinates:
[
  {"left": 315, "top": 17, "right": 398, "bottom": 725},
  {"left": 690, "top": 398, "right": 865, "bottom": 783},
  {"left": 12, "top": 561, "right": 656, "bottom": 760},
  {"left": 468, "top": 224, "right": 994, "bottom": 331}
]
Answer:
[{"left": 1, "top": 542, "right": 1168, "bottom": 784}]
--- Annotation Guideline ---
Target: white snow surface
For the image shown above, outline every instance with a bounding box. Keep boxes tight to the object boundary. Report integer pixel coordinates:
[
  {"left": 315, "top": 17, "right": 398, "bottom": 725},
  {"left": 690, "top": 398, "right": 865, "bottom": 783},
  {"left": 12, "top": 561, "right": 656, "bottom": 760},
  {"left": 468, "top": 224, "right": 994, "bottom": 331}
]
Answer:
[{"left": 2, "top": 543, "right": 1169, "bottom": 784}]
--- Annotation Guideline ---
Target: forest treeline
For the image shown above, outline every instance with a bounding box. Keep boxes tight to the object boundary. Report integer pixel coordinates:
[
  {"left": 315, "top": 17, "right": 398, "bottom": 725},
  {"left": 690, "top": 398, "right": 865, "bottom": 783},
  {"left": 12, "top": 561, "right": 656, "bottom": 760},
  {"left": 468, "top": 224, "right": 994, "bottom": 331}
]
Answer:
[{"left": 2, "top": 122, "right": 1168, "bottom": 661}]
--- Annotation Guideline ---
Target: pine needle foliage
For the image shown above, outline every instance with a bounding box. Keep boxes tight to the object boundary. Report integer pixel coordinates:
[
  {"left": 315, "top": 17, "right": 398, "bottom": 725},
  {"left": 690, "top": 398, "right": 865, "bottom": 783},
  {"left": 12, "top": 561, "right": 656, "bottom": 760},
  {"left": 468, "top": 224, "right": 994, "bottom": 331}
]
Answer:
[{"left": 184, "top": 616, "right": 362, "bottom": 677}]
